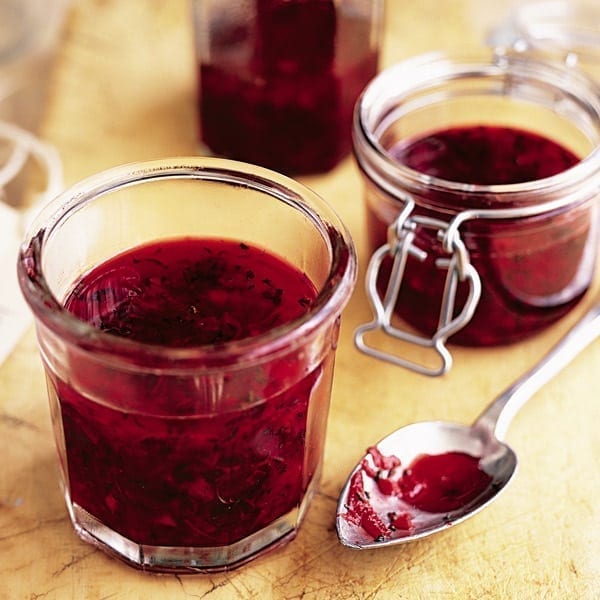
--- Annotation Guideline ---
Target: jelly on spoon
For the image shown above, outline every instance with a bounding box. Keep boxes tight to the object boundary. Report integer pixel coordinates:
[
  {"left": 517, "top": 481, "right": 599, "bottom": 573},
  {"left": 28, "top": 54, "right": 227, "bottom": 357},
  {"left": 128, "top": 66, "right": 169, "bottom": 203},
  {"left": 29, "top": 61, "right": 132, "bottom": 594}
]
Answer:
[{"left": 337, "top": 300, "right": 600, "bottom": 549}]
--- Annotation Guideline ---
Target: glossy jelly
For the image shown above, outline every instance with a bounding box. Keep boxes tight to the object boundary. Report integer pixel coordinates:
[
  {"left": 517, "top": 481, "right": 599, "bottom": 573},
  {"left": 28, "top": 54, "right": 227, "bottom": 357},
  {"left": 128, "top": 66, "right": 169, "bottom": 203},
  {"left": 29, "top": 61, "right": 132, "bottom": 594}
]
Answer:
[
  {"left": 391, "top": 125, "right": 579, "bottom": 185},
  {"left": 342, "top": 446, "right": 492, "bottom": 541},
  {"left": 368, "top": 125, "right": 587, "bottom": 346},
  {"left": 64, "top": 238, "right": 316, "bottom": 347},
  {"left": 56, "top": 238, "right": 324, "bottom": 548}
]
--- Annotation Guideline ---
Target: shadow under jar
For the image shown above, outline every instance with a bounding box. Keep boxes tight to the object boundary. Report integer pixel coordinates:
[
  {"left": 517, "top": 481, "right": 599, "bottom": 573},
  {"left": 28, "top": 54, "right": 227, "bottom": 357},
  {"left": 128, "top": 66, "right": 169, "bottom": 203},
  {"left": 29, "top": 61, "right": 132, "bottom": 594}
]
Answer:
[
  {"left": 353, "top": 51, "right": 600, "bottom": 374},
  {"left": 17, "top": 158, "right": 356, "bottom": 572}
]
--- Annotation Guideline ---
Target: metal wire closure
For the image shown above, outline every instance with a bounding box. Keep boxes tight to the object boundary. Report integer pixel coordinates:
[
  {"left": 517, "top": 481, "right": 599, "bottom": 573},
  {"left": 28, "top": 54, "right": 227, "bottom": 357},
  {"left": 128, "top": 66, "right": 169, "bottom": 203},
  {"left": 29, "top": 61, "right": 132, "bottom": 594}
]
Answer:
[
  {"left": 354, "top": 199, "right": 482, "bottom": 377},
  {"left": 355, "top": 182, "right": 600, "bottom": 376}
]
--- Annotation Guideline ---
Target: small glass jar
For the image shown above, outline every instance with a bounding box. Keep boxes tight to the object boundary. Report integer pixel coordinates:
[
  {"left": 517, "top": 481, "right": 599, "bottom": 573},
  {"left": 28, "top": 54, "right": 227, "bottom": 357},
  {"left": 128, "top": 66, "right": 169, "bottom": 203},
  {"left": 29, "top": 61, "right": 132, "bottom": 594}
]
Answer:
[
  {"left": 17, "top": 157, "right": 356, "bottom": 572},
  {"left": 353, "top": 50, "right": 600, "bottom": 375},
  {"left": 192, "top": 0, "right": 383, "bottom": 175}
]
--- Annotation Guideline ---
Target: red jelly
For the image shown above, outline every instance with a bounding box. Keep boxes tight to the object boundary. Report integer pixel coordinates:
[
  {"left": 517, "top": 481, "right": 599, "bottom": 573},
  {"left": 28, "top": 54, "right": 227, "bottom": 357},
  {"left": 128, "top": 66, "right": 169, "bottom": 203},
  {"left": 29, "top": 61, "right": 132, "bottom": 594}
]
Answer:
[
  {"left": 56, "top": 238, "right": 326, "bottom": 547},
  {"left": 391, "top": 125, "right": 579, "bottom": 185},
  {"left": 400, "top": 451, "right": 493, "bottom": 514},
  {"left": 367, "top": 125, "right": 588, "bottom": 346},
  {"left": 342, "top": 447, "right": 492, "bottom": 541},
  {"left": 195, "top": 0, "right": 380, "bottom": 174},
  {"left": 64, "top": 238, "right": 315, "bottom": 346}
]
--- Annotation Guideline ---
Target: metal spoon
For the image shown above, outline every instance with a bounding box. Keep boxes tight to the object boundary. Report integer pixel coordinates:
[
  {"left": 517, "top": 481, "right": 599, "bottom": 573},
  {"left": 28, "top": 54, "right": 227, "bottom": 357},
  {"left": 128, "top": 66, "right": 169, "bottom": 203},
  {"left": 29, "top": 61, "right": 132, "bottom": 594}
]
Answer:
[{"left": 337, "top": 300, "right": 600, "bottom": 549}]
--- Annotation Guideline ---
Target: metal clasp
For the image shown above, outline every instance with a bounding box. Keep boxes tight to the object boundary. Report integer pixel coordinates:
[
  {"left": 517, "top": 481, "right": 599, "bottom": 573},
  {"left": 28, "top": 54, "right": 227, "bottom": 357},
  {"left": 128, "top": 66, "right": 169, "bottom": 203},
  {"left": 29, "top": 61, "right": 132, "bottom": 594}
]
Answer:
[{"left": 354, "top": 200, "right": 482, "bottom": 376}]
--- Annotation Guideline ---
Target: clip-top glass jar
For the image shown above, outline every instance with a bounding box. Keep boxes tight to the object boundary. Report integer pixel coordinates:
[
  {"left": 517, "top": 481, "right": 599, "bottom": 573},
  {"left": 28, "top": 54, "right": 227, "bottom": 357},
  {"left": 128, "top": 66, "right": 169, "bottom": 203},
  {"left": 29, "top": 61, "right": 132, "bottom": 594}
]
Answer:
[
  {"left": 192, "top": 0, "right": 383, "bottom": 175},
  {"left": 353, "top": 50, "right": 600, "bottom": 376}
]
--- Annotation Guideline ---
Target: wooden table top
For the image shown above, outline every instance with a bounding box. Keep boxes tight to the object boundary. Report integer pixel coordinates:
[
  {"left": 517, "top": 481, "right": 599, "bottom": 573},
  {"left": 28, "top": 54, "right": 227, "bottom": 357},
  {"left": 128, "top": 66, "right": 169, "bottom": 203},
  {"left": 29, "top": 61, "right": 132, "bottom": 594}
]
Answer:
[{"left": 1, "top": 1, "right": 598, "bottom": 598}]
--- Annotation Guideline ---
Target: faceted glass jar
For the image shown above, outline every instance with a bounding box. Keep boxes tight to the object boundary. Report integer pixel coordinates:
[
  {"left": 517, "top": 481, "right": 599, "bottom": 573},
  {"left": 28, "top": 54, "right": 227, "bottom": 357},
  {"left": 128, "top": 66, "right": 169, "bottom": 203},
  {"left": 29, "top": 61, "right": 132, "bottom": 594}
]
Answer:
[
  {"left": 17, "top": 158, "right": 356, "bottom": 572},
  {"left": 192, "top": 0, "right": 383, "bottom": 175},
  {"left": 353, "top": 51, "right": 600, "bottom": 348}
]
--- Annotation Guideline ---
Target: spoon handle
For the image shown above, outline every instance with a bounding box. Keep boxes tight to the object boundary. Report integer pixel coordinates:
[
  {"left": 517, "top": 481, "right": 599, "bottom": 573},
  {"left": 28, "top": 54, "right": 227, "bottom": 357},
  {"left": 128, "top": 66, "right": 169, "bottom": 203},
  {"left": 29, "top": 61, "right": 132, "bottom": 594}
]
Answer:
[{"left": 474, "top": 301, "right": 600, "bottom": 441}]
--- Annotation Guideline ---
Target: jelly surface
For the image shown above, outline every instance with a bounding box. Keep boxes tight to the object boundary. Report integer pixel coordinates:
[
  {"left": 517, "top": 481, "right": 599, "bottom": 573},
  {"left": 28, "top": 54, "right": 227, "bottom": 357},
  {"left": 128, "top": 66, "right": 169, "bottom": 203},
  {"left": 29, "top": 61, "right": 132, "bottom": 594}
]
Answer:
[
  {"left": 368, "top": 124, "right": 591, "bottom": 345},
  {"left": 342, "top": 447, "right": 492, "bottom": 541},
  {"left": 64, "top": 238, "right": 316, "bottom": 346},
  {"left": 391, "top": 125, "right": 579, "bottom": 184},
  {"left": 55, "top": 238, "right": 329, "bottom": 547},
  {"left": 400, "top": 451, "right": 493, "bottom": 513},
  {"left": 199, "top": 1, "right": 378, "bottom": 174}
]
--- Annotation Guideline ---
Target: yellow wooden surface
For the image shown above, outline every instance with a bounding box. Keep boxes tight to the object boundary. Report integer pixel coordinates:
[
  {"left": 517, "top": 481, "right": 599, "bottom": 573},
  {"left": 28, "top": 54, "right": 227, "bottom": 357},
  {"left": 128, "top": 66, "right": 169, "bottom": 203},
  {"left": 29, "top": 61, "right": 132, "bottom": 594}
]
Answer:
[{"left": 1, "top": 1, "right": 599, "bottom": 598}]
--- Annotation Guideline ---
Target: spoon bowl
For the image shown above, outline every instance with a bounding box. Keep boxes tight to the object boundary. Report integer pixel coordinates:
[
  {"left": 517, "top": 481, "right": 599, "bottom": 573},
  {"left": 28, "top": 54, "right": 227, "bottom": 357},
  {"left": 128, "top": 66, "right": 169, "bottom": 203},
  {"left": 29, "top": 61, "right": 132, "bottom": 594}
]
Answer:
[
  {"left": 337, "top": 300, "right": 600, "bottom": 549},
  {"left": 336, "top": 421, "right": 517, "bottom": 549}
]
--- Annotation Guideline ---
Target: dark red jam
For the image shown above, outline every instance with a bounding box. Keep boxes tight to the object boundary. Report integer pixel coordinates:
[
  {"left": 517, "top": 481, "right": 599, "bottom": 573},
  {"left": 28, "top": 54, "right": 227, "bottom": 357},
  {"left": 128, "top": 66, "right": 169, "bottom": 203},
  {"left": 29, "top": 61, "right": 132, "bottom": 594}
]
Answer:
[
  {"left": 400, "top": 452, "right": 493, "bottom": 513},
  {"left": 198, "top": 0, "right": 379, "bottom": 174},
  {"left": 52, "top": 238, "right": 330, "bottom": 547},
  {"left": 367, "top": 125, "right": 590, "bottom": 345},
  {"left": 64, "top": 238, "right": 316, "bottom": 346},
  {"left": 342, "top": 446, "right": 492, "bottom": 541},
  {"left": 392, "top": 125, "right": 579, "bottom": 185}
]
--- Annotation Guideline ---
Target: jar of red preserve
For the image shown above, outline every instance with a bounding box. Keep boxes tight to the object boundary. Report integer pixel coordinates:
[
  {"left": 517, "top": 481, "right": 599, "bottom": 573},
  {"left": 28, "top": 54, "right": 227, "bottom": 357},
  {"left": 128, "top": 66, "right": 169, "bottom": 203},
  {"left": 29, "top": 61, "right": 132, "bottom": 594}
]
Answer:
[
  {"left": 353, "top": 50, "right": 600, "bottom": 375},
  {"left": 192, "top": 0, "right": 383, "bottom": 175}
]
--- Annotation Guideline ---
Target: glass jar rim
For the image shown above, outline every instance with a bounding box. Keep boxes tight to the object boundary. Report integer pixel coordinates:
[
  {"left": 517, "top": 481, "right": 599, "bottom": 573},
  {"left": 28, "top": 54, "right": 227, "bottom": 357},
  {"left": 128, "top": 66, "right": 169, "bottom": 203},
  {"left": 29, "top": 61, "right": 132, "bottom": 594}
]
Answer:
[
  {"left": 354, "top": 49, "right": 600, "bottom": 213},
  {"left": 18, "top": 157, "right": 357, "bottom": 371}
]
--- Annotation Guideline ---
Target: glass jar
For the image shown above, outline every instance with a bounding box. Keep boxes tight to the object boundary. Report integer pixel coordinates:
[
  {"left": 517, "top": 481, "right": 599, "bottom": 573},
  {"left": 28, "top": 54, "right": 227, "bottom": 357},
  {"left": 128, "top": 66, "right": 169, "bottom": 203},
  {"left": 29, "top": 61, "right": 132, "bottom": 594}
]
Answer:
[
  {"left": 17, "top": 157, "right": 356, "bottom": 572},
  {"left": 192, "top": 0, "right": 383, "bottom": 175},
  {"left": 353, "top": 50, "right": 600, "bottom": 375}
]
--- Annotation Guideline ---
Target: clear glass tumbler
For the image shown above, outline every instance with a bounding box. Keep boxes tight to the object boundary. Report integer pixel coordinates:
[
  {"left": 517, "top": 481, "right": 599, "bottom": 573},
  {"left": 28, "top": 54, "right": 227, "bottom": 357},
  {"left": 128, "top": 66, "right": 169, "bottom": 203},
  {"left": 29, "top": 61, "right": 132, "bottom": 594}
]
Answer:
[
  {"left": 192, "top": 0, "right": 383, "bottom": 174},
  {"left": 17, "top": 157, "right": 356, "bottom": 572}
]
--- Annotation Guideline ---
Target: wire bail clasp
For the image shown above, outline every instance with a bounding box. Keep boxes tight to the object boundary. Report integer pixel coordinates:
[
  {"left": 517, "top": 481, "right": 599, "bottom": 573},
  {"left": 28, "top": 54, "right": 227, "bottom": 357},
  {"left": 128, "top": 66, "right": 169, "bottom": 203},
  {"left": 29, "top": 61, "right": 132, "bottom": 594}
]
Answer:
[{"left": 354, "top": 200, "right": 482, "bottom": 376}]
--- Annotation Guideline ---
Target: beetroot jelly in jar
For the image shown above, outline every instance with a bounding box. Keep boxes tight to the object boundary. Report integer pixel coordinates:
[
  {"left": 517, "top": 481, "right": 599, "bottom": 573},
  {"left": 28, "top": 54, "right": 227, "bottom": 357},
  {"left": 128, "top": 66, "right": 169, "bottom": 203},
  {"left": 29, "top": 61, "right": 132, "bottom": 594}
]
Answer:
[
  {"left": 353, "top": 52, "right": 600, "bottom": 368},
  {"left": 59, "top": 238, "right": 321, "bottom": 549},
  {"left": 192, "top": 0, "right": 382, "bottom": 175},
  {"left": 17, "top": 158, "right": 357, "bottom": 572}
]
